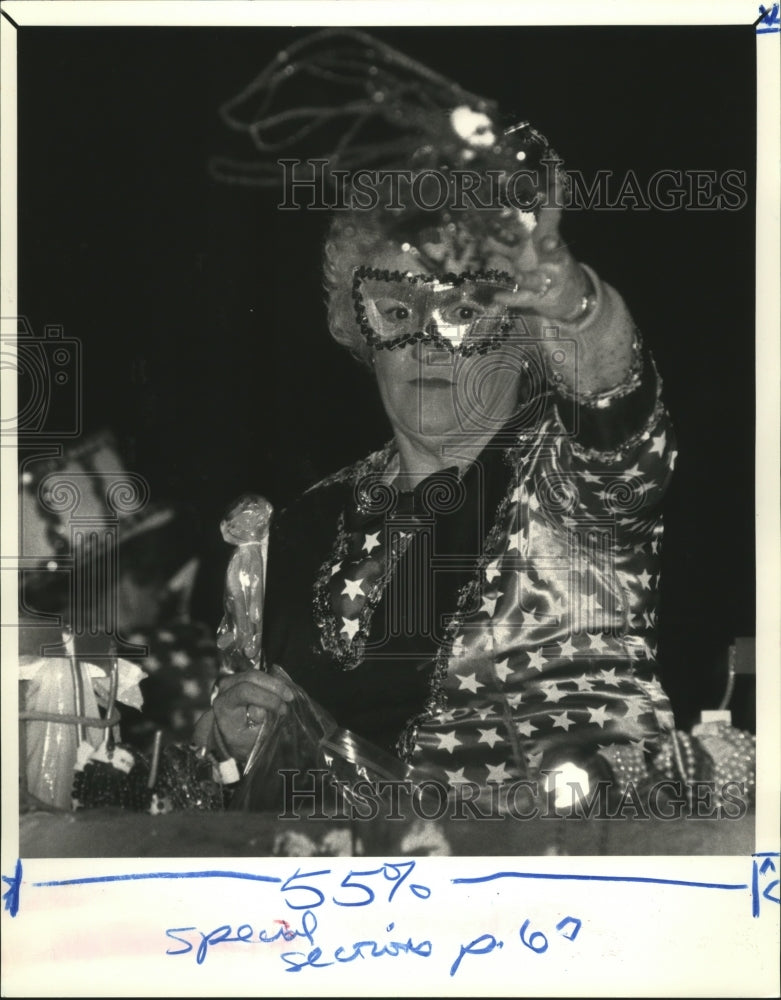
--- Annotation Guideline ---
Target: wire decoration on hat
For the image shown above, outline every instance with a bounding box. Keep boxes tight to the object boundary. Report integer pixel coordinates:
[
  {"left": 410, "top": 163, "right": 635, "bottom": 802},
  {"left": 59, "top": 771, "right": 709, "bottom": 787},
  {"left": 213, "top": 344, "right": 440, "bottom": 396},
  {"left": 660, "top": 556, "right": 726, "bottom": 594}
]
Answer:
[{"left": 209, "top": 26, "right": 564, "bottom": 200}]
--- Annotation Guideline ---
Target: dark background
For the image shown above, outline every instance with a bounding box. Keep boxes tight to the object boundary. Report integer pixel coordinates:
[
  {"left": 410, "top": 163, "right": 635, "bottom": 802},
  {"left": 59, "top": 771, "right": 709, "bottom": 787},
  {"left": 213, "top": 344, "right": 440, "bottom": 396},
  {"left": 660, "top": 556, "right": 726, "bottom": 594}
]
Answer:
[{"left": 17, "top": 25, "right": 756, "bottom": 729}]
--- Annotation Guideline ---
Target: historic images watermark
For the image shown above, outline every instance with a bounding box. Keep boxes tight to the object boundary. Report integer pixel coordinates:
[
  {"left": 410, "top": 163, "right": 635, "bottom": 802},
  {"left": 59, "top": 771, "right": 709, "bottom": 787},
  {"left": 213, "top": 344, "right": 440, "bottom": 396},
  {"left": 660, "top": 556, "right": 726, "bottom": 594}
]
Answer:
[
  {"left": 277, "top": 158, "right": 748, "bottom": 213},
  {"left": 276, "top": 769, "right": 750, "bottom": 822}
]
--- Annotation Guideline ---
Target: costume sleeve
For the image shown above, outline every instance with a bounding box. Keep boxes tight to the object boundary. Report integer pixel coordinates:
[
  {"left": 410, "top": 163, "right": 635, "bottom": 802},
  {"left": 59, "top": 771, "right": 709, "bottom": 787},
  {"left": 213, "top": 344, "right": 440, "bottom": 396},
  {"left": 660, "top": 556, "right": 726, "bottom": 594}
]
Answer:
[{"left": 542, "top": 274, "right": 677, "bottom": 526}]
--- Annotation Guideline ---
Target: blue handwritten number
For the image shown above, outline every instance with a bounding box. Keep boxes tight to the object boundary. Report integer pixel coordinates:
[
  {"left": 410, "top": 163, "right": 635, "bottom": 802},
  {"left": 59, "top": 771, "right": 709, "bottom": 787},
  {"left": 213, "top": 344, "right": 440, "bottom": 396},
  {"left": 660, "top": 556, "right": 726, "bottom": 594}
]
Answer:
[
  {"left": 331, "top": 862, "right": 432, "bottom": 906},
  {"left": 332, "top": 869, "right": 380, "bottom": 907},
  {"left": 519, "top": 919, "right": 548, "bottom": 953},
  {"left": 555, "top": 916, "right": 582, "bottom": 941},
  {"left": 280, "top": 868, "right": 330, "bottom": 910},
  {"left": 384, "top": 861, "right": 431, "bottom": 902}
]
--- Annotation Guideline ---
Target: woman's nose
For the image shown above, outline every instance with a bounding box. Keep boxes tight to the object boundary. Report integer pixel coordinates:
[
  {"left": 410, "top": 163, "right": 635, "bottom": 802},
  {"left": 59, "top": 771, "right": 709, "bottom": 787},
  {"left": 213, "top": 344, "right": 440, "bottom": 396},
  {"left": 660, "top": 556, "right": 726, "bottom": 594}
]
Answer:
[{"left": 411, "top": 325, "right": 455, "bottom": 368}]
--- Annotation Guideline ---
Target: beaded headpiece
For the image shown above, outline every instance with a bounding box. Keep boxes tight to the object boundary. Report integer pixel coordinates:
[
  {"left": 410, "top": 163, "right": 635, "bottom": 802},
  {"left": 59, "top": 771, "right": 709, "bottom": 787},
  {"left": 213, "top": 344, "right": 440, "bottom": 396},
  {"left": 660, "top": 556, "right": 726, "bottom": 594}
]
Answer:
[
  {"left": 211, "top": 29, "right": 557, "bottom": 179},
  {"left": 212, "top": 29, "right": 566, "bottom": 262}
]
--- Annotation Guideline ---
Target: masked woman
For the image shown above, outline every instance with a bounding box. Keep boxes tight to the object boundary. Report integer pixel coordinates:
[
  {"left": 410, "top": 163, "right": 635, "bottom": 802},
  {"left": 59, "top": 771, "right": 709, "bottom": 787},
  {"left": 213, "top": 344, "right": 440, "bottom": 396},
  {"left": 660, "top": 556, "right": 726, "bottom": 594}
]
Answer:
[{"left": 196, "top": 30, "right": 680, "bottom": 800}]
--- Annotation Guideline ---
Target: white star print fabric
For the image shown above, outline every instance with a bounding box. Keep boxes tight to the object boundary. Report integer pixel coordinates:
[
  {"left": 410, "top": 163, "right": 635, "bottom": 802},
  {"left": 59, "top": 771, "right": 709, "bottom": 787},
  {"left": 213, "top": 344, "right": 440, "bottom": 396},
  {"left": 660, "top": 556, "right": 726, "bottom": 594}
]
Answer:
[
  {"left": 402, "top": 343, "right": 678, "bottom": 788},
  {"left": 293, "top": 335, "right": 678, "bottom": 791}
]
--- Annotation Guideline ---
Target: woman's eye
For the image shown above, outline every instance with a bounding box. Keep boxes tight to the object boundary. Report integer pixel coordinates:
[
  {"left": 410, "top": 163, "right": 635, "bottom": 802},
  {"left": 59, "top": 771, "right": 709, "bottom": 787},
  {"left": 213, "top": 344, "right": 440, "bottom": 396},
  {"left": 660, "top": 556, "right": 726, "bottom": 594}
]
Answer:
[
  {"left": 446, "top": 302, "right": 484, "bottom": 322},
  {"left": 374, "top": 300, "right": 411, "bottom": 322}
]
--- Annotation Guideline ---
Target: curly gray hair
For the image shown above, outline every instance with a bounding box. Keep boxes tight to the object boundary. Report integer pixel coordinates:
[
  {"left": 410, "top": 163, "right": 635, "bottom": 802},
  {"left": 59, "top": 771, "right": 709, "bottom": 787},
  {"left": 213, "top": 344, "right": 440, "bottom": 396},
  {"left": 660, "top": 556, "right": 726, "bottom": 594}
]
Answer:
[{"left": 322, "top": 213, "right": 395, "bottom": 368}]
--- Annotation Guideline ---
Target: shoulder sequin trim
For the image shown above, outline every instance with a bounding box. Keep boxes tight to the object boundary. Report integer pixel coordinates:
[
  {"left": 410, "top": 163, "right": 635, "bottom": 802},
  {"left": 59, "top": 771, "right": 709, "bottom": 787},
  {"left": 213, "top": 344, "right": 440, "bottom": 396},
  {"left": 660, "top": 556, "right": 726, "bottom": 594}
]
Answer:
[
  {"left": 312, "top": 440, "right": 417, "bottom": 671},
  {"left": 568, "top": 390, "right": 666, "bottom": 465},
  {"left": 304, "top": 442, "right": 396, "bottom": 495}
]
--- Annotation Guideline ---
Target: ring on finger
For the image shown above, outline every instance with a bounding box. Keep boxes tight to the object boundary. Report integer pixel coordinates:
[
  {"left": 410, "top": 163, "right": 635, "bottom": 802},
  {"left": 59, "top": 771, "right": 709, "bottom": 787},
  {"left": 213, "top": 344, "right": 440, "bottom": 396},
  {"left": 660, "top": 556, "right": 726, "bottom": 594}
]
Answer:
[
  {"left": 245, "top": 706, "right": 257, "bottom": 730},
  {"left": 538, "top": 275, "right": 553, "bottom": 298}
]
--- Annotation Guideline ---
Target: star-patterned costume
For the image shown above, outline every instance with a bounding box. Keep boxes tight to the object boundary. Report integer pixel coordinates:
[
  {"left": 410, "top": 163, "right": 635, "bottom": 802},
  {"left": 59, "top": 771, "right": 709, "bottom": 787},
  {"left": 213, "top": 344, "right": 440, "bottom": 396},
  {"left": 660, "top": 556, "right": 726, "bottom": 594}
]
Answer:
[{"left": 262, "top": 332, "right": 678, "bottom": 790}]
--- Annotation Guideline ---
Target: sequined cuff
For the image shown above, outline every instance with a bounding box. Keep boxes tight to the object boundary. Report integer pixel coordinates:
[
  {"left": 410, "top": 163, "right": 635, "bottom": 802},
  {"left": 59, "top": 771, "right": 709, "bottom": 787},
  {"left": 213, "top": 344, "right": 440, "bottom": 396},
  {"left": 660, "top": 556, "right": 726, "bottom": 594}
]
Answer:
[{"left": 558, "top": 337, "right": 662, "bottom": 462}]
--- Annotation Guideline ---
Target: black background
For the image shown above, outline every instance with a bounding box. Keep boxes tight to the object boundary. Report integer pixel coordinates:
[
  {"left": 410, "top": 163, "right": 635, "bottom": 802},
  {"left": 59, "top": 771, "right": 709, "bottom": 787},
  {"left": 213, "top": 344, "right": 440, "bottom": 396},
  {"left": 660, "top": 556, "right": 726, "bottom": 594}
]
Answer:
[{"left": 17, "top": 25, "right": 756, "bottom": 728}]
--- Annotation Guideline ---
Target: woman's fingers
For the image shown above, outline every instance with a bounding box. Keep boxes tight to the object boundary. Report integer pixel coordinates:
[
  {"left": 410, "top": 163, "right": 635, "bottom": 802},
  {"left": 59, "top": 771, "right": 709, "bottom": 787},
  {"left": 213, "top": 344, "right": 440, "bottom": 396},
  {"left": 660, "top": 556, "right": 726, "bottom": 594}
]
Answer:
[
  {"left": 496, "top": 260, "right": 586, "bottom": 321},
  {"left": 495, "top": 267, "right": 561, "bottom": 310},
  {"left": 217, "top": 670, "right": 295, "bottom": 707},
  {"left": 245, "top": 703, "right": 267, "bottom": 728},
  {"left": 214, "top": 678, "right": 289, "bottom": 734},
  {"left": 192, "top": 708, "right": 214, "bottom": 748},
  {"left": 212, "top": 671, "right": 296, "bottom": 760},
  {"left": 498, "top": 191, "right": 584, "bottom": 321},
  {"left": 533, "top": 202, "right": 563, "bottom": 247},
  {"left": 533, "top": 164, "right": 566, "bottom": 247}
]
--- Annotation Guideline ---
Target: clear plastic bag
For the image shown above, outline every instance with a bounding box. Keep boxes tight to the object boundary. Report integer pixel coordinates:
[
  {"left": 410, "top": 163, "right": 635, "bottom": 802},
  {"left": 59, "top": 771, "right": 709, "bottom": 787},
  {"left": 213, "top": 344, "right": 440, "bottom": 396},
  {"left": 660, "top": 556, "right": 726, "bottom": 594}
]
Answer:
[
  {"left": 215, "top": 494, "right": 272, "bottom": 673},
  {"left": 20, "top": 658, "right": 105, "bottom": 810},
  {"left": 230, "top": 666, "right": 435, "bottom": 814},
  {"left": 229, "top": 665, "right": 336, "bottom": 811},
  {"left": 19, "top": 651, "right": 145, "bottom": 811}
]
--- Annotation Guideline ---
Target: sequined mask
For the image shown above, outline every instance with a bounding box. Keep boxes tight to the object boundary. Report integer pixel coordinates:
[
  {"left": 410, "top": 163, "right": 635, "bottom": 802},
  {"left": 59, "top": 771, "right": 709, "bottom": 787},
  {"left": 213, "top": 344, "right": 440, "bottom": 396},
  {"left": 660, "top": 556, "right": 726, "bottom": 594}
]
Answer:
[{"left": 352, "top": 266, "right": 518, "bottom": 357}]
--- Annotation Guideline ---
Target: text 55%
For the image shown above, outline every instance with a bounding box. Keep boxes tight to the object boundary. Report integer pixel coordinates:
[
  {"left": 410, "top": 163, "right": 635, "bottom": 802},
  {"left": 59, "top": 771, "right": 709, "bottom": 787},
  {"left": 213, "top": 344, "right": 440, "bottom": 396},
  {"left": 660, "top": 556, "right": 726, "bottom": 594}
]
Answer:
[{"left": 280, "top": 860, "right": 431, "bottom": 910}]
